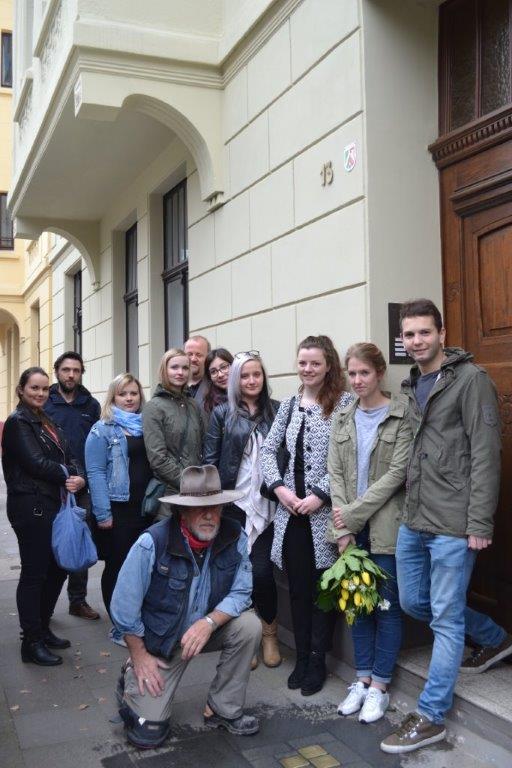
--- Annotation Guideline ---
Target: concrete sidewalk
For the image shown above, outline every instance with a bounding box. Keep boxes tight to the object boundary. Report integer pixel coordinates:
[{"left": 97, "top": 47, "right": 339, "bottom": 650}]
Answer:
[{"left": 0, "top": 479, "right": 502, "bottom": 768}]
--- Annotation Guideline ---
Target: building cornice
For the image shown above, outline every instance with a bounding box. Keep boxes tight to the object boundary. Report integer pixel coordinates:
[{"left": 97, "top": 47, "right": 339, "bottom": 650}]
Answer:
[
  {"left": 78, "top": 53, "right": 222, "bottom": 90},
  {"left": 429, "top": 105, "right": 512, "bottom": 168},
  {"left": 221, "top": 0, "right": 301, "bottom": 83}
]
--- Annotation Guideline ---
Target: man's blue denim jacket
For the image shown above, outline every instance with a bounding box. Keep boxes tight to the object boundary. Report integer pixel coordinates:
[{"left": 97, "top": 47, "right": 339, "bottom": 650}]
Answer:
[
  {"left": 85, "top": 420, "right": 130, "bottom": 523},
  {"left": 110, "top": 518, "right": 253, "bottom": 655}
]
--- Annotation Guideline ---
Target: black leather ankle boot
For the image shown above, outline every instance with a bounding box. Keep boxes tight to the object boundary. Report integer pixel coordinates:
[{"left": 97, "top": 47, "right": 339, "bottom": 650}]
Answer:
[
  {"left": 21, "top": 639, "right": 63, "bottom": 666},
  {"left": 287, "top": 652, "right": 309, "bottom": 689},
  {"left": 43, "top": 628, "right": 71, "bottom": 649},
  {"left": 300, "top": 651, "right": 326, "bottom": 696}
]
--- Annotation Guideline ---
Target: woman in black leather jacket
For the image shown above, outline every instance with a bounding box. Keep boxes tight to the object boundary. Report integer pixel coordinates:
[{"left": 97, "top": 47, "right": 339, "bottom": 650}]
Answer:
[
  {"left": 203, "top": 351, "right": 280, "bottom": 668},
  {"left": 2, "top": 367, "right": 85, "bottom": 666}
]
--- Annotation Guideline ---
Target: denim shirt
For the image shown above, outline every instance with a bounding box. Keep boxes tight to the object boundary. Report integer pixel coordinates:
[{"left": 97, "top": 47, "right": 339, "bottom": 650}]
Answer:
[
  {"left": 110, "top": 529, "right": 253, "bottom": 647},
  {"left": 84, "top": 420, "right": 130, "bottom": 522}
]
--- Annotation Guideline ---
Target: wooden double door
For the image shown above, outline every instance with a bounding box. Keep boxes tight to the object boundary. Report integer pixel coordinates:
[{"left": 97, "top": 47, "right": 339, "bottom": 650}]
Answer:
[{"left": 439, "top": 138, "right": 512, "bottom": 630}]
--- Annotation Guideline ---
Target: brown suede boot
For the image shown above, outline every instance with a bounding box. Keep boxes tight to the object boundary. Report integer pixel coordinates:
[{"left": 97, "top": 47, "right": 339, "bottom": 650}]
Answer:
[{"left": 261, "top": 619, "right": 282, "bottom": 667}]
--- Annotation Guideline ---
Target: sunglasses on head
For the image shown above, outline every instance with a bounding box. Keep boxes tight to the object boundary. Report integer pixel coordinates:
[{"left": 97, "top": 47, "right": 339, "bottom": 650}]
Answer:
[{"left": 234, "top": 350, "right": 260, "bottom": 360}]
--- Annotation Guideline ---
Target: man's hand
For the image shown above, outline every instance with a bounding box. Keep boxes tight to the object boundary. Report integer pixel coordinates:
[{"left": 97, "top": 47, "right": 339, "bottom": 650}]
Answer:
[
  {"left": 468, "top": 535, "right": 492, "bottom": 550},
  {"left": 180, "top": 618, "right": 214, "bottom": 661},
  {"left": 336, "top": 534, "right": 355, "bottom": 553},
  {"left": 97, "top": 518, "right": 113, "bottom": 529},
  {"left": 332, "top": 507, "right": 345, "bottom": 529},
  {"left": 293, "top": 494, "right": 323, "bottom": 515},
  {"left": 275, "top": 486, "right": 301, "bottom": 515},
  {"left": 65, "top": 475, "right": 85, "bottom": 493},
  {"left": 130, "top": 644, "right": 169, "bottom": 697}
]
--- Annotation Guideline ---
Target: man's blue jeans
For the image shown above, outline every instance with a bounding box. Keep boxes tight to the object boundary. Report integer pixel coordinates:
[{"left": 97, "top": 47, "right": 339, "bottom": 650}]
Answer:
[{"left": 396, "top": 524, "right": 506, "bottom": 724}]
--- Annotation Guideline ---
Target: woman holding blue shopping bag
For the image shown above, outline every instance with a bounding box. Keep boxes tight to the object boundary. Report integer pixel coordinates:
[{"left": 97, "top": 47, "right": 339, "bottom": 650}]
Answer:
[
  {"left": 1, "top": 367, "right": 85, "bottom": 666},
  {"left": 85, "top": 373, "right": 151, "bottom": 644}
]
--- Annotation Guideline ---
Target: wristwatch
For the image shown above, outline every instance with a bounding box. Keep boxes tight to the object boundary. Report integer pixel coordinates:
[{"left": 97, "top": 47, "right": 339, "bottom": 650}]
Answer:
[{"left": 204, "top": 615, "right": 218, "bottom": 631}]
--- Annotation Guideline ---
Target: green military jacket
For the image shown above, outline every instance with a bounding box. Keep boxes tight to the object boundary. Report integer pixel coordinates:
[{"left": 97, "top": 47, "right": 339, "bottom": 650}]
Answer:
[
  {"left": 143, "top": 384, "right": 204, "bottom": 518},
  {"left": 327, "top": 394, "right": 412, "bottom": 554},
  {"left": 401, "top": 348, "right": 501, "bottom": 539}
]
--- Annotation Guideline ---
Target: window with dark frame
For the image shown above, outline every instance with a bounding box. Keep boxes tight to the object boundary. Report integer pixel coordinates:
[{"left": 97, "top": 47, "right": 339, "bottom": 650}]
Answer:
[
  {"left": 0, "top": 193, "right": 14, "bottom": 249},
  {"left": 1, "top": 31, "right": 12, "bottom": 88},
  {"left": 124, "top": 223, "right": 139, "bottom": 377},
  {"left": 439, "top": 0, "right": 512, "bottom": 135},
  {"left": 163, "top": 179, "right": 188, "bottom": 349},
  {"left": 72, "top": 271, "right": 82, "bottom": 355}
]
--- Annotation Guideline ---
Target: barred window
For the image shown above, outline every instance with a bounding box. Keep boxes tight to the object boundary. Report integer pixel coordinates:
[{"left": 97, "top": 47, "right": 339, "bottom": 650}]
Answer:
[
  {"left": 162, "top": 180, "right": 188, "bottom": 349},
  {"left": 124, "top": 223, "right": 139, "bottom": 376},
  {"left": 0, "top": 193, "right": 14, "bottom": 249}
]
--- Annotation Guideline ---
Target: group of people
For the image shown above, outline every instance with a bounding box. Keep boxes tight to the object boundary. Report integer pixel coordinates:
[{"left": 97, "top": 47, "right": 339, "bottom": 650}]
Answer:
[{"left": 2, "top": 298, "right": 510, "bottom": 756}]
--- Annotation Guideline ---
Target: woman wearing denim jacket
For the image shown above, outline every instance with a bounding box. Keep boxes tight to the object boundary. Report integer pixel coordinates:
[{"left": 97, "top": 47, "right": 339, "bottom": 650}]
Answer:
[
  {"left": 327, "top": 343, "right": 412, "bottom": 724},
  {"left": 85, "top": 373, "right": 151, "bottom": 641}
]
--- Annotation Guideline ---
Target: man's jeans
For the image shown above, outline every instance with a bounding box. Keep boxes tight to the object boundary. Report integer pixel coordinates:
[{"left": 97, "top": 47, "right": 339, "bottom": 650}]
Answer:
[{"left": 396, "top": 524, "right": 506, "bottom": 724}]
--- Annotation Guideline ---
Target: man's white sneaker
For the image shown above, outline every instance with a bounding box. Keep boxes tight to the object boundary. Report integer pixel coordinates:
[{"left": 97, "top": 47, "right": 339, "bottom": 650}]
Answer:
[
  {"left": 358, "top": 687, "right": 389, "bottom": 723},
  {"left": 337, "top": 681, "right": 368, "bottom": 716}
]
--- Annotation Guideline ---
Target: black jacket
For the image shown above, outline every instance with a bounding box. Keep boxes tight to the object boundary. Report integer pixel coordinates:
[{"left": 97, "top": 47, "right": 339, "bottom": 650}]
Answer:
[
  {"left": 1, "top": 405, "right": 84, "bottom": 504},
  {"left": 44, "top": 384, "right": 100, "bottom": 466},
  {"left": 203, "top": 400, "right": 279, "bottom": 489}
]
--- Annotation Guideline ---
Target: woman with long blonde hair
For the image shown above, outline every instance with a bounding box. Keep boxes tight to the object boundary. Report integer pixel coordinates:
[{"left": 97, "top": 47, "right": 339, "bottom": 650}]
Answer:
[
  {"left": 85, "top": 373, "right": 151, "bottom": 643},
  {"left": 142, "top": 348, "right": 204, "bottom": 519}
]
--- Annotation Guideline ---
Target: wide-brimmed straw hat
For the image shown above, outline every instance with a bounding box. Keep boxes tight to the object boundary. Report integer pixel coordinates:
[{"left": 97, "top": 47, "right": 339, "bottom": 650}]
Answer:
[{"left": 159, "top": 465, "right": 244, "bottom": 507}]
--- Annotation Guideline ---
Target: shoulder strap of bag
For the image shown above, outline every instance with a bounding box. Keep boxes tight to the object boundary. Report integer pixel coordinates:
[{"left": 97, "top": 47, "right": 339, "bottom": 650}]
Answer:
[{"left": 284, "top": 396, "right": 296, "bottom": 432}]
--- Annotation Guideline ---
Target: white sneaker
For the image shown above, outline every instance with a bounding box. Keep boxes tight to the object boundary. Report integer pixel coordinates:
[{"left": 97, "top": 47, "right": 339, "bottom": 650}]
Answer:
[
  {"left": 337, "top": 681, "right": 368, "bottom": 716},
  {"left": 359, "top": 686, "right": 389, "bottom": 723}
]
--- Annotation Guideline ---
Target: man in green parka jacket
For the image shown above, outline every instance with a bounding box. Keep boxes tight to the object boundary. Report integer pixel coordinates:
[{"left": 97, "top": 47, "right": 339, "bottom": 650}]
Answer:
[{"left": 381, "top": 299, "right": 512, "bottom": 756}]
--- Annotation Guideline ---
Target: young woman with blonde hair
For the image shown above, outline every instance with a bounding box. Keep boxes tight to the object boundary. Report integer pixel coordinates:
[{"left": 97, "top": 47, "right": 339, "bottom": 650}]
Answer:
[
  {"left": 328, "top": 343, "right": 411, "bottom": 723},
  {"left": 85, "top": 373, "right": 151, "bottom": 639},
  {"left": 143, "top": 348, "right": 204, "bottom": 519}
]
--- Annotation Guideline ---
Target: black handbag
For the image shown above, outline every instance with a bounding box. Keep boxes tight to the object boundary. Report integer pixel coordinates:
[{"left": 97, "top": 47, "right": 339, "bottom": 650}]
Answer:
[{"left": 260, "top": 396, "right": 296, "bottom": 503}]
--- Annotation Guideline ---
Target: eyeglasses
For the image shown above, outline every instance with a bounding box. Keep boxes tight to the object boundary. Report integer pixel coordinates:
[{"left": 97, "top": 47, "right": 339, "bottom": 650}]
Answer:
[
  {"left": 234, "top": 350, "right": 260, "bottom": 360},
  {"left": 209, "top": 362, "right": 231, "bottom": 378}
]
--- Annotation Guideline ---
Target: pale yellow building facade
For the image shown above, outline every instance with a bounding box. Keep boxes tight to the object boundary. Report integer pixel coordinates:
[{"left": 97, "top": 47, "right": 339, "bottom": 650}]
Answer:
[
  {"left": 3, "top": 0, "right": 442, "bottom": 413},
  {"left": 0, "top": 0, "right": 55, "bottom": 420}
]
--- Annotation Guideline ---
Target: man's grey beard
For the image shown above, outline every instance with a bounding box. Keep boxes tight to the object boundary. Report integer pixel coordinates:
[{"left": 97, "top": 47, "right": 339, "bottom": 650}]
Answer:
[{"left": 190, "top": 523, "right": 220, "bottom": 542}]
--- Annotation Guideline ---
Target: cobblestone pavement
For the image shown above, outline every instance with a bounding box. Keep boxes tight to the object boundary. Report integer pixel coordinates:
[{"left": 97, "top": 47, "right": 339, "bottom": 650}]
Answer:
[{"left": 0, "top": 474, "right": 495, "bottom": 768}]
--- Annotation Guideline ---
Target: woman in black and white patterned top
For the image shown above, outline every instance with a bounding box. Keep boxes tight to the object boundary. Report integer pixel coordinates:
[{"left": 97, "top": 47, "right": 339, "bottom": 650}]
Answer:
[{"left": 261, "top": 335, "right": 353, "bottom": 696}]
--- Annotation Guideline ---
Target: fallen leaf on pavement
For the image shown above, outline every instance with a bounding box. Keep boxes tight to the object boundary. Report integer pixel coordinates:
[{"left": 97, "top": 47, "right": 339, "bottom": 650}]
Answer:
[
  {"left": 19, "top": 689, "right": 31, "bottom": 694},
  {"left": 78, "top": 703, "right": 89, "bottom": 710},
  {"left": 97, "top": 668, "right": 107, "bottom": 674},
  {"left": 100, "top": 651, "right": 111, "bottom": 657},
  {"left": 10, "top": 705, "right": 20, "bottom": 712}
]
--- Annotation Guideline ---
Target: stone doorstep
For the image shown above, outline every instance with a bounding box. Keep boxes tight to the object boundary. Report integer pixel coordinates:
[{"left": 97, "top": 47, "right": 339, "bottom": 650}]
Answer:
[{"left": 279, "top": 624, "right": 512, "bottom": 766}]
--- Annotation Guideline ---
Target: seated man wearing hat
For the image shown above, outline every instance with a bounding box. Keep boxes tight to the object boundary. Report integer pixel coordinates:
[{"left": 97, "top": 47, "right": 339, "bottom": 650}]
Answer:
[{"left": 110, "top": 465, "right": 262, "bottom": 749}]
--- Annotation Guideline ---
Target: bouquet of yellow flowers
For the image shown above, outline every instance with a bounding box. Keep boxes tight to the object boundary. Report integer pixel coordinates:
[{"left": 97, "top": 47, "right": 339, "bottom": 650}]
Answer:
[{"left": 316, "top": 543, "right": 389, "bottom": 626}]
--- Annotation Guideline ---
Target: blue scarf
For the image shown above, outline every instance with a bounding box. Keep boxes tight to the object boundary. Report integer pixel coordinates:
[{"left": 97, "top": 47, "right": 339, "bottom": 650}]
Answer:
[{"left": 111, "top": 406, "right": 143, "bottom": 437}]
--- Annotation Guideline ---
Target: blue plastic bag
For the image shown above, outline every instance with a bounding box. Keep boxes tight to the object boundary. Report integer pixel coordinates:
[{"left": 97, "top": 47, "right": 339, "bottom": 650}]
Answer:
[{"left": 52, "top": 491, "right": 98, "bottom": 572}]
